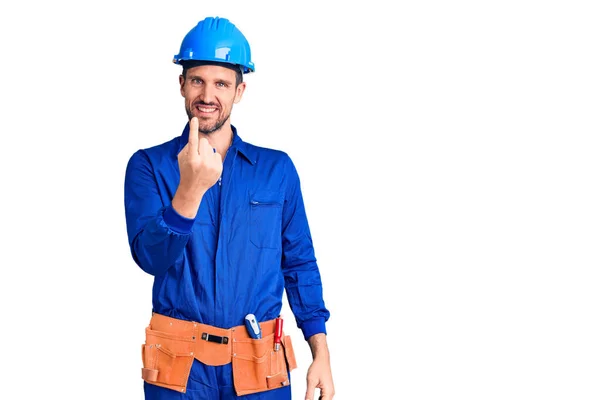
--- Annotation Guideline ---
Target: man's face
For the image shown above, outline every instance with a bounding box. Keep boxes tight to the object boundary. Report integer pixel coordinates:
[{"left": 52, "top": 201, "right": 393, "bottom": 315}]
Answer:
[{"left": 179, "top": 65, "right": 246, "bottom": 134}]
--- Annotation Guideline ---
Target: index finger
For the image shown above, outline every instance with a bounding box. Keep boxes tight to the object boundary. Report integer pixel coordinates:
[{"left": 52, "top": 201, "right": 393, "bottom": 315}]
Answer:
[{"left": 188, "top": 117, "right": 199, "bottom": 150}]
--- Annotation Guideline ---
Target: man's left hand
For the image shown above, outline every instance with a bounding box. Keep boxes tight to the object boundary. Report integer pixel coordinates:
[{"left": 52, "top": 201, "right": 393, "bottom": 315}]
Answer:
[{"left": 305, "top": 333, "right": 335, "bottom": 400}]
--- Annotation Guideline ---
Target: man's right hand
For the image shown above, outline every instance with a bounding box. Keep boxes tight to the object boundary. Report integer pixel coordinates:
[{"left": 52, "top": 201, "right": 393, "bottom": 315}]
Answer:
[{"left": 172, "top": 117, "right": 223, "bottom": 218}]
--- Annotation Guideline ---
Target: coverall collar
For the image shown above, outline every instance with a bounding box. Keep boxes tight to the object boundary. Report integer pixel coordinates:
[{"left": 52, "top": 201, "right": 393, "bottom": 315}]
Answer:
[{"left": 178, "top": 122, "right": 256, "bottom": 165}]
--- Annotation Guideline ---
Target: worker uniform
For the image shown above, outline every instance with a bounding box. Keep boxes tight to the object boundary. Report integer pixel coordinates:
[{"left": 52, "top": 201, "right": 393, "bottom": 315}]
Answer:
[{"left": 124, "top": 123, "right": 330, "bottom": 399}]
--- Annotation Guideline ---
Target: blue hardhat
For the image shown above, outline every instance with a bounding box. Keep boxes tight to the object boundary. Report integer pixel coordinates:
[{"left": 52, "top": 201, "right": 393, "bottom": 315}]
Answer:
[{"left": 173, "top": 17, "right": 255, "bottom": 73}]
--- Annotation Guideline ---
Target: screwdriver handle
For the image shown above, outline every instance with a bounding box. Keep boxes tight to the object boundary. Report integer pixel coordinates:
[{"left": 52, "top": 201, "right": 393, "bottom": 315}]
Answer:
[
  {"left": 274, "top": 316, "right": 283, "bottom": 351},
  {"left": 244, "top": 314, "right": 262, "bottom": 339}
]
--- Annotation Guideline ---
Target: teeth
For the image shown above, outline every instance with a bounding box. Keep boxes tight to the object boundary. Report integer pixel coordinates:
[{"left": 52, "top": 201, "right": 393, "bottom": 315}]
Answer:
[{"left": 198, "top": 106, "right": 216, "bottom": 112}]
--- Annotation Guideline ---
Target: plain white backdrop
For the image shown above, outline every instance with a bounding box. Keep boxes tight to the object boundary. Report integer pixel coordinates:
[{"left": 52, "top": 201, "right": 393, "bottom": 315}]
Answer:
[{"left": 1, "top": 0, "right": 599, "bottom": 399}]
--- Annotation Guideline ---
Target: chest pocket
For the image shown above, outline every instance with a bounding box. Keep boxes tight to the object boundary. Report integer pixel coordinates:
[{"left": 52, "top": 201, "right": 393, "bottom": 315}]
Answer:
[{"left": 249, "top": 190, "right": 284, "bottom": 249}]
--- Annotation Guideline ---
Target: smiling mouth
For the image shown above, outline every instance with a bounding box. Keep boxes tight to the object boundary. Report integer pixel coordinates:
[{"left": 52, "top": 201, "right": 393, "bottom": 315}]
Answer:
[{"left": 196, "top": 104, "right": 218, "bottom": 114}]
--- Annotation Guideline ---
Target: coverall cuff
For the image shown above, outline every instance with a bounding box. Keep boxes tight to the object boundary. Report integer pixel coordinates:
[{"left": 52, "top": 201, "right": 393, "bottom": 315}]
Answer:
[
  {"left": 163, "top": 205, "right": 195, "bottom": 234},
  {"left": 300, "top": 317, "right": 327, "bottom": 340}
]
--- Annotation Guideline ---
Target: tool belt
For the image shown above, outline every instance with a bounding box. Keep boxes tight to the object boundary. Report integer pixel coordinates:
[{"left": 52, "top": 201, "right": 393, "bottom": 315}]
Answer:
[{"left": 141, "top": 312, "right": 297, "bottom": 396}]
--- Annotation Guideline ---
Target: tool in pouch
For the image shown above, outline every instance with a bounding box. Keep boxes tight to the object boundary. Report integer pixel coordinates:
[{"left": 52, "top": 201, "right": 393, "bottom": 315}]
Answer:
[
  {"left": 244, "top": 313, "right": 262, "bottom": 339},
  {"left": 274, "top": 315, "right": 283, "bottom": 351}
]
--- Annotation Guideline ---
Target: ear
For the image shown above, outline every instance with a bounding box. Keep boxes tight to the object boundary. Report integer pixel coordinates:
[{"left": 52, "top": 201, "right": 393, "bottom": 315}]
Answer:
[
  {"left": 179, "top": 75, "right": 185, "bottom": 97},
  {"left": 233, "top": 82, "right": 246, "bottom": 104}
]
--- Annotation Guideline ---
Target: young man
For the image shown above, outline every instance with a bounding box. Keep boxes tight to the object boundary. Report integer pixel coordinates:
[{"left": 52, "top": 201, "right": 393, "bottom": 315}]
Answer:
[{"left": 124, "top": 17, "right": 335, "bottom": 400}]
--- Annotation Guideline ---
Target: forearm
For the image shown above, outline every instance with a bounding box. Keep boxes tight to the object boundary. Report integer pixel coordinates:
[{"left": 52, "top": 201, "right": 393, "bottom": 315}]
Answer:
[
  {"left": 284, "top": 264, "right": 330, "bottom": 339},
  {"left": 308, "top": 333, "right": 330, "bottom": 361},
  {"left": 130, "top": 205, "right": 194, "bottom": 276},
  {"left": 125, "top": 150, "right": 201, "bottom": 276}
]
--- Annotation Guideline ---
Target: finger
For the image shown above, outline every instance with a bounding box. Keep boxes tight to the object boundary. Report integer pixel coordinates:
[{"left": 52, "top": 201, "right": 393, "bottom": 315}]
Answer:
[
  {"left": 198, "top": 137, "right": 212, "bottom": 158},
  {"left": 305, "top": 381, "right": 317, "bottom": 400},
  {"left": 188, "top": 117, "right": 199, "bottom": 152}
]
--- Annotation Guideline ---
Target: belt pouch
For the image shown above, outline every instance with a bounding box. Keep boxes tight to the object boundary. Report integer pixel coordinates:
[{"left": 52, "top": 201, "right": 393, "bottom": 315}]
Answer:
[
  {"left": 141, "top": 327, "right": 195, "bottom": 394},
  {"left": 232, "top": 333, "right": 298, "bottom": 396}
]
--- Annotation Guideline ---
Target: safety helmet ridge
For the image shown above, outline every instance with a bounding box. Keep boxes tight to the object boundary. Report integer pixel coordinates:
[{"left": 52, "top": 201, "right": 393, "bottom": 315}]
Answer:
[{"left": 173, "top": 16, "right": 255, "bottom": 73}]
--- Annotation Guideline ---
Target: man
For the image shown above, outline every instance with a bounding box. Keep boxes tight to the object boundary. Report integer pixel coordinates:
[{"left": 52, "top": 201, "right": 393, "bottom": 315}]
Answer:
[{"left": 124, "top": 16, "right": 335, "bottom": 400}]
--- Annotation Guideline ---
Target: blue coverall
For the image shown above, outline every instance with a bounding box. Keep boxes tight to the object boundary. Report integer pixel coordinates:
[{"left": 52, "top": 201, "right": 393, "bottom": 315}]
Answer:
[{"left": 124, "top": 123, "right": 330, "bottom": 399}]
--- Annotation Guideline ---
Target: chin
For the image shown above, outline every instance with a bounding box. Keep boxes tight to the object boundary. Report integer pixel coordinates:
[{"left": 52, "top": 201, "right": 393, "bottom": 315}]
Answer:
[{"left": 199, "top": 123, "right": 221, "bottom": 134}]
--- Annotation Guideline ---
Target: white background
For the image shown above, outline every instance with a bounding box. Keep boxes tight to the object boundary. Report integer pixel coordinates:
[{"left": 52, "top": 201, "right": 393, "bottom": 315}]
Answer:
[{"left": 1, "top": 0, "right": 599, "bottom": 399}]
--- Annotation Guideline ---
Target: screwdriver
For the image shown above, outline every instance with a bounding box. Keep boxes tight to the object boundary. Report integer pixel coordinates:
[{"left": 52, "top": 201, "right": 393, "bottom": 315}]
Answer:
[{"left": 274, "top": 316, "right": 283, "bottom": 351}]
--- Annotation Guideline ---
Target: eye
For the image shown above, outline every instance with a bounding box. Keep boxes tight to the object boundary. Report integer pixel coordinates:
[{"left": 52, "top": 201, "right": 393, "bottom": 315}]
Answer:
[
  {"left": 216, "top": 82, "right": 226, "bottom": 88},
  {"left": 191, "top": 78, "right": 202, "bottom": 85}
]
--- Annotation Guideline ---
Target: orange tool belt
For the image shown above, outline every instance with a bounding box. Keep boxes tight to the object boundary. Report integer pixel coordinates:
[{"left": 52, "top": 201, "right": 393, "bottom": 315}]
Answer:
[{"left": 141, "top": 312, "right": 298, "bottom": 396}]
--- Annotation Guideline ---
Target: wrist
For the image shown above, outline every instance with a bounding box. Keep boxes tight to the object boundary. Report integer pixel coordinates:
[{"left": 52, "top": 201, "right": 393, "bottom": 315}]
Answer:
[
  {"left": 307, "top": 333, "right": 330, "bottom": 361},
  {"left": 172, "top": 188, "right": 205, "bottom": 218}
]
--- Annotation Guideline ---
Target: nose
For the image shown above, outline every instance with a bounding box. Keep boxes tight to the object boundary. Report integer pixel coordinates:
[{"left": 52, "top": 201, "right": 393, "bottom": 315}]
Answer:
[{"left": 199, "top": 84, "right": 216, "bottom": 105}]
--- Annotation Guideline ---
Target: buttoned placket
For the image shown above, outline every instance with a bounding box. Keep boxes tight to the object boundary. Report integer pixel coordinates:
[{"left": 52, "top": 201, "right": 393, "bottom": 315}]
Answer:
[{"left": 214, "top": 144, "right": 238, "bottom": 326}]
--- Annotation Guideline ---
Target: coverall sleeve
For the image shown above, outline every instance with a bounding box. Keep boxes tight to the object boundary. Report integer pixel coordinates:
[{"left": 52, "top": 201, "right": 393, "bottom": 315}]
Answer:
[
  {"left": 124, "top": 150, "right": 194, "bottom": 276},
  {"left": 281, "top": 156, "right": 331, "bottom": 340}
]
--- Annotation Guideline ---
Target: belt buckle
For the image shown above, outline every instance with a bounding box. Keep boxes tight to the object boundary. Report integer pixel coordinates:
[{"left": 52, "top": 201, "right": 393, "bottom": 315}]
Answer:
[{"left": 201, "top": 332, "right": 229, "bottom": 345}]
